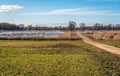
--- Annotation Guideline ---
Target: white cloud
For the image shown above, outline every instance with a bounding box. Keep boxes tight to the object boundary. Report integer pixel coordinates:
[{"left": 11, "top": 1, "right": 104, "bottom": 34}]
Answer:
[
  {"left": 22, "top": 8, "right": 120, "bottom": 16},
  {"left": 0, "top": 5, "right": 23, "bottom": 12}
]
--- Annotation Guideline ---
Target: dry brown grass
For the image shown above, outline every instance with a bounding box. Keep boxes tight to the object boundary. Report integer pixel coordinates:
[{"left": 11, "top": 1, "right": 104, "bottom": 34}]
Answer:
[
  {"left": 58, "top": 31, "right": 81, "bottom": 39},
  {"left": 92, "top": 31, "right": 120, "bottom": 40}
]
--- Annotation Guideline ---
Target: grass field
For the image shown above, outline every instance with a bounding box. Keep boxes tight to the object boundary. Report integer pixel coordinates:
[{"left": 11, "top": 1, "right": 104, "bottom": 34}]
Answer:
[{"left": 0, "top": 40, "right": 120, "bottom": 76}]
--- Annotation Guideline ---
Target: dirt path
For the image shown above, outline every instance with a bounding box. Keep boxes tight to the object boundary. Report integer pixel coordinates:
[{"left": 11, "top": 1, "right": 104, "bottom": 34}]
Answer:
[{"left": 76, "top": 31, "right": 120, "bottom": 56}]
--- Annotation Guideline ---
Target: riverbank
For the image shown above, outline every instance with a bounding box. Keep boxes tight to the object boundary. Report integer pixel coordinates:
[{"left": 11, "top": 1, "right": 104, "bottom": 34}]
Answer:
[{"left": 0, "top": 31, "right": 81, "bottom": 40}]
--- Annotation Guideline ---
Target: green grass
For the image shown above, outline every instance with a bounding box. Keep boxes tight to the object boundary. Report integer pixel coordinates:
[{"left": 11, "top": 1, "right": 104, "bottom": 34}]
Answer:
[{"left": 0, "top": 40, "right": 120, "bottom": 76}]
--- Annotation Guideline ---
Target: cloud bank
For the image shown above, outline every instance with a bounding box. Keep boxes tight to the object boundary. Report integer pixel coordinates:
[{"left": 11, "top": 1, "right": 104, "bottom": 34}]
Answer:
[
  {"left": 0, "top": 5, "right": 23, "bottom": 12},
  {"left": 22, "top": 8, "right": 120, "bottom": 16}
]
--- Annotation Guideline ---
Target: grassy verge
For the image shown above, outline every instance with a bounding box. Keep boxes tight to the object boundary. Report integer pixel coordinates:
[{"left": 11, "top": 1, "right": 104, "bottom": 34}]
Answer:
[
  {"left": 92, "top": 40, "right": 120, "bottom": 48},
  {"left": 0, "top": 40, "right": 120, "bottom": 76}
]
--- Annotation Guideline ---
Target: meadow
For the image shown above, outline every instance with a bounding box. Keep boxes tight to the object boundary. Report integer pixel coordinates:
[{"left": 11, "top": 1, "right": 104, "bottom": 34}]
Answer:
[{"left": 0, "top": 40, "right": 120, "bottom": 76}]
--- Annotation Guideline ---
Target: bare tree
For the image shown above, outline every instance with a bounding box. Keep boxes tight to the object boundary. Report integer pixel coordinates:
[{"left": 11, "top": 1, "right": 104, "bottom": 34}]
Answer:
[
  {"left": 68, "top": 21, "right": 77, "bottom": 31},
  {"left": 79, "top": 23, "right": 86, "bottom": 31}
]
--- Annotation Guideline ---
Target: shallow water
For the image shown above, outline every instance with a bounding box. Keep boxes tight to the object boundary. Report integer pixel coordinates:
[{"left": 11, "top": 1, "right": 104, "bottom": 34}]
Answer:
[{"left": 0, "top": 30, "right": 64, "bottom": 35}]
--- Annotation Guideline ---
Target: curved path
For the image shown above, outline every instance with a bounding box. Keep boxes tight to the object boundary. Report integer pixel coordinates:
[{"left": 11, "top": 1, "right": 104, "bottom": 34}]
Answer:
[{"left": 76, "top": 32, "right": 120, "bottom": 56}]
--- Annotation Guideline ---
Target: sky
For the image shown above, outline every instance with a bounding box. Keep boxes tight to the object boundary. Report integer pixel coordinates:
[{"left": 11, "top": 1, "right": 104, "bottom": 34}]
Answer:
[{"left": 0, "top": 0, "right": 120, "bottom": 26}]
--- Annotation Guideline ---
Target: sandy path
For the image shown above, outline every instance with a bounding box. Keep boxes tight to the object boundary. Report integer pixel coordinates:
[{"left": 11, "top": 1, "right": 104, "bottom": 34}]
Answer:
[{"left": 76, "top": 31, "right": 120, "bottom": 56}]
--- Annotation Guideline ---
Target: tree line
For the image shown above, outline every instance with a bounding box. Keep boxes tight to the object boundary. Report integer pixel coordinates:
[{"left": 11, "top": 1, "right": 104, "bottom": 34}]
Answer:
[
  {"left": 0, "top": 23, "right": 24, "bottom": 30},
  {"left": 0, "top": 22, "right": 120, "bottom": 31},
  {"left": 79, "top": 23, "right": 120, "bottom": 31}
]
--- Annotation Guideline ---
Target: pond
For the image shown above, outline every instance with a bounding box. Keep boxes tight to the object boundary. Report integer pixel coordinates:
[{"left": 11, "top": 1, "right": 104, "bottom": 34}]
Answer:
[
  {"left": 0, "top": 30, "right": 64, "bottom": 35},
  {"left": 0, "top": 30, "right": 64, "bottom": 39}
]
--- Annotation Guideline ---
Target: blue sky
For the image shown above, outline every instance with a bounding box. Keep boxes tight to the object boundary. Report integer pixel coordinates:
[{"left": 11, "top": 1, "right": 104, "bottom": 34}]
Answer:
[{"left": 0, "top": 0, "right": 120, "bottom": 26}]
